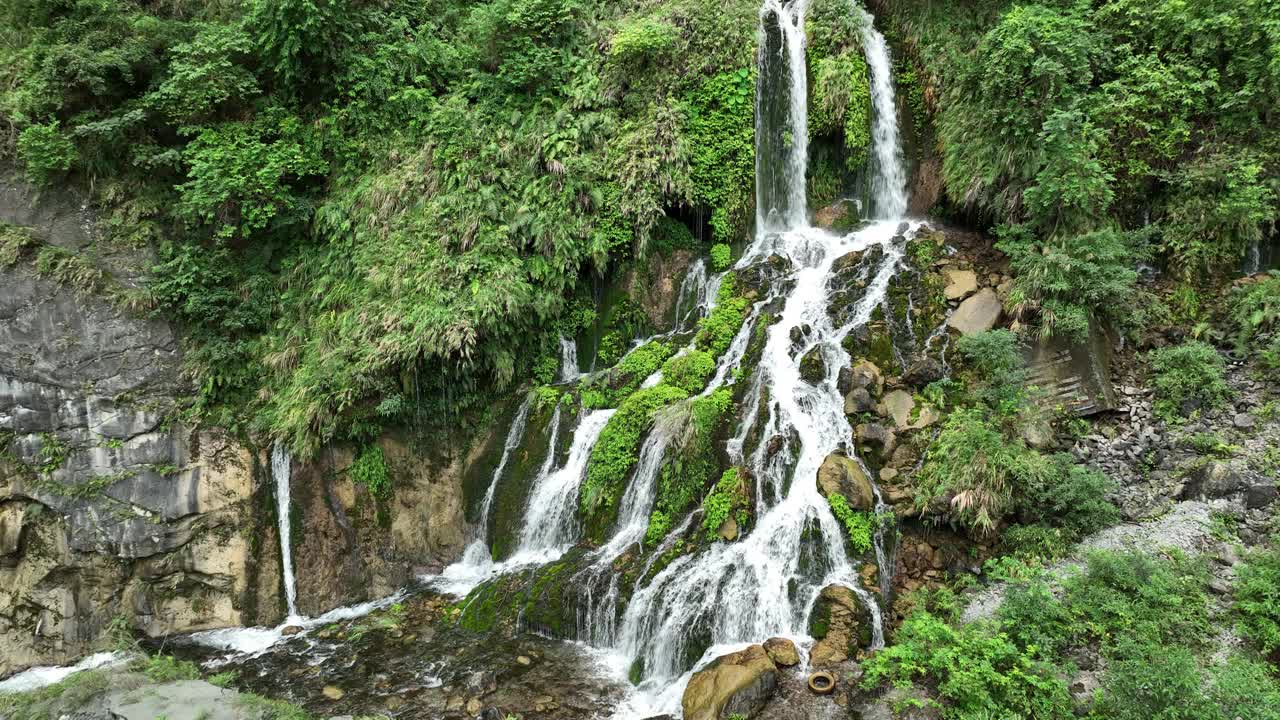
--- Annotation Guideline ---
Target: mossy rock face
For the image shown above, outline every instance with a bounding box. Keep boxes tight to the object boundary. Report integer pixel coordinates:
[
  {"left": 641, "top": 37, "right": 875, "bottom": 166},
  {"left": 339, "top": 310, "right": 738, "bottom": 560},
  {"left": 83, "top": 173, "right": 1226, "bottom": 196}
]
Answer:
[
  {"left": 457, "top": 548, "right": 600, "bottom": 637},
  {"left": 799, "top": 346, "right": 827, "bottom": 384},
  {"left": 489, "top": 404, "right": 574, "bottom": 561}
]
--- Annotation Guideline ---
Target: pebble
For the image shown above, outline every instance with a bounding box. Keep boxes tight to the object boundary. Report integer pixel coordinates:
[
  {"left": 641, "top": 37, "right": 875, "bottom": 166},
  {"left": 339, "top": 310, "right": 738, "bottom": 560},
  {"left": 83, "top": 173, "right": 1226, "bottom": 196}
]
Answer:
[
  {"left": 1233, "top": 413, "right": 1256, "bottom": 430},
  {"left": 322, "top": 686, "right": 345, "bottom": 701},
  {"left": 516, "top": 655, "right": 533, "bottom": 666}
]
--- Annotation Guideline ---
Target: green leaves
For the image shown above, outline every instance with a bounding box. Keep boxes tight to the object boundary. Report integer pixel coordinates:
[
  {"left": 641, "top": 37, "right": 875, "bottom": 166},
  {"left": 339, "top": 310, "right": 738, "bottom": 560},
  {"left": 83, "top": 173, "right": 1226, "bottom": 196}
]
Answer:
[{"left": 16, "top": 122, "right": 76, "bottom": 184}]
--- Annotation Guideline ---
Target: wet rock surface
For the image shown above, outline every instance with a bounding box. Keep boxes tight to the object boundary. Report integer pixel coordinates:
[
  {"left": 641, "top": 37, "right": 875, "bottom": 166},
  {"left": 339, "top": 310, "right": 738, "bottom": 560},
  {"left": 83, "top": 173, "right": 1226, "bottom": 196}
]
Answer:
[
  {"left": 681, "top": 644, "right": 778, "bottom": 720},
  {"left": 169, "top": 589, "right": 626, "bottom": 720}
]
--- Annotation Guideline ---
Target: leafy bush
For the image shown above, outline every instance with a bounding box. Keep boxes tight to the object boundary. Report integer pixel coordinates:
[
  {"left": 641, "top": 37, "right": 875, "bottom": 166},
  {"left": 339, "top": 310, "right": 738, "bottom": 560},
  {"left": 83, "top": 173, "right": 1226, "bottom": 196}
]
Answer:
[
  {"left": 1148, "top": 341, "right": 1231, "bottom": 422},
  {"left": 609, "top": 17, "right": 680, "bottom": 65},
  {"left": 955, "top": 329, "right": 1027, "bottom": 409},
  {"left": 661, "top": 350, "right": 715, "bottom": 394},
  {"left": 709, "top": 243, "right": 732, "bottom": 271},
  {"left": 1234, "top": 548, "right": 1280, "bottom": 657},
  {"left": 827, "top": 492, "right": 873, "bottom": 553},
  {"left": 1012, "top": 453, "right": 1118, "bottom": 541},
  {"left": 16, "top": 122, "right": 77, "bottom": 185},
  {"left": 1160, "top": 150, "right": 1276, "bottom": 280},
  {"left": 695, "top": 273, "right": 751, "bottom": 356},
  {"left": 915, "top": 407, "right": 1026, "bottom": 534},
  {"left": 1095, "top": 640, "right": 1218, "bottom": 720},
  {"left": 861, "top": 609, "right": 1074, "bottom": 720},
  {"left": 349, "top": 444, "right": 391, "bottom": 498},
  {"left": 701, "top": 467, "right": 748, "bottom": 540},
  {"left": 582, "top": 384, "right": 689, "bottom": 538}
]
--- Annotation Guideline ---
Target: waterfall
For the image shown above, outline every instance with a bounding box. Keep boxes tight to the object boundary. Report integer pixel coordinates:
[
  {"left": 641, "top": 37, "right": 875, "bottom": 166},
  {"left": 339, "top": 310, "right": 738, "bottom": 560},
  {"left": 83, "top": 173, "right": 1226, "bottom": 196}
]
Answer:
[
  {"left": 559, "top": 336, "right": 582, "bottom": 382},
  {"left": 272, "top": 442, "right": 299, "bottom": 621},
  {"left": 856, "top": 4, "right": 909, "bottom": 217},
  {"left": 755, "top": 0, "right": 812, "bottom": 232},
  {"left": 471, "top": 393, "right": 534, "bottom": 549},
  {"left": 516, "top": 408, "right": 616, "bottom": 553}
]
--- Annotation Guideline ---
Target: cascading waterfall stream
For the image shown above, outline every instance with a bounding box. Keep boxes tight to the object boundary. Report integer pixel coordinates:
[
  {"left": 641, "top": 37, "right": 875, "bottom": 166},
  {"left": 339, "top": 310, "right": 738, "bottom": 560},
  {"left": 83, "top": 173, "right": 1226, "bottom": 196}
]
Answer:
[
  {"left": 428, "top": 2, "right": 911, "bottom": 715},
  {"left": 559, "top": 336, "right": 582, "bottom": 382},
  {"left": 272, "top": 442, "right": 299, "bottom": 621}
]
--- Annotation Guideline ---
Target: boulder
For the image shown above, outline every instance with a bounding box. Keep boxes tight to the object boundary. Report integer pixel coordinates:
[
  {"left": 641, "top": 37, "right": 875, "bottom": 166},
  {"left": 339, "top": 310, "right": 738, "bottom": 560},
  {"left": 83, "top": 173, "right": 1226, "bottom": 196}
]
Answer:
[
  {"left": 902, "top": 357, "right": 945, "bottom": 387},
  {"left": 762, "top": 637, "right": 800, "bottom": 667},
  {"left": 1180, "top": 461, "right": 1244, "bottom": 500},
  {"left": 799, "top": 347, "right": 827, "bottom": 385},
  {"left": 848, "top": 361, "right": 884, "bottom": 395},
  {"left": 1246, "top": 484, "right": 1278, "bottom": 509},
  {"left": 943, "top": 269, "right": 978, "bottom": 300},
  {"left": 844, "top": 388, "right": 875, "bottom": 415},
  {"left": 816, "top": 455, "right": 875, "bottom": 511},
  {"left": 681, "top": 644, "right": 779, "bottom": 720},
  {"left": 946, "top": 288, "right": 1002, "bottom": 336},
  {"left": 807, "top": 585, "right": 872, "bottom": 667},
  {"left": 882, "top": 390, "right": 939, "bottom": 431},
  {"left": 718, "top": 516, "right": 740, "bottom": 542},
  {"left": 856, "top": 423, "right": 897, "bottom": 458}
]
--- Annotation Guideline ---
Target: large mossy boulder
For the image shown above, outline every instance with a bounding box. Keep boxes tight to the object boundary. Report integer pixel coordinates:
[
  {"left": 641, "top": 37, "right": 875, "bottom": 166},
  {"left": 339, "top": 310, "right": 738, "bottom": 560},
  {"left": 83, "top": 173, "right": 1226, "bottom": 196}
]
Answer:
[
  {"left": 681, "top": 644, "right": 779, "bottom": 720},
  {"left": 816, "top": 454, "right": 874, "bottom": 511},
  {"left": 807, "top": 584, "right": 873, "bottom": 667}
]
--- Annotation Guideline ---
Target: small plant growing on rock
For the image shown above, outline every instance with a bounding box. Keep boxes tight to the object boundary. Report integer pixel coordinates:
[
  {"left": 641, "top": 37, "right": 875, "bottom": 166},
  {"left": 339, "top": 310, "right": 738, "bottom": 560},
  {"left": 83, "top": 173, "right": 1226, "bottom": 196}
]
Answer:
[
  {"left": 1234, "top": 548, "right": 1280, "bottom": 659},
  {"left": 1147, "top": 341, "right": 1230, "bottom": 423},
  {"left": 709, "top": 242, "right": 732, "bottom": 271}
]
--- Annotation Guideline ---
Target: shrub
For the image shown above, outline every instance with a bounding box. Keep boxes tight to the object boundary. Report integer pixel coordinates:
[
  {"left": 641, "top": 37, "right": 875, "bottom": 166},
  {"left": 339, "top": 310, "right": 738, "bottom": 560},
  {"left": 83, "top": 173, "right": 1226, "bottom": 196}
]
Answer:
[
  {"left": 1160, "top": 150, "right": 1276, "bottom": 280},
  {"left": 661, "top": 350, "right": 716, "bottom": 394},
  {"left": 1209, "top": 654, "right": 1280, "bottom": 720},
  {"left": 709, "top": 243, "right": 732, "bottom": 271},
  {"left": 1234, "top": 548, "right": 1280, "bottom": 657},
  {"left": 1063, "top": 550, "right": 1212, "bottom": 649},
  {"left": 1148, "top": 341, "right": 1230, "bottom": 422},
  {"left": 915, "top": 407, "right": 1027, "bottom": 534},
  {"left": 1095, "top": 640, "right": 1217, "bottom": 720},
  {"left": 349, "top": 444, "right": 391, "bottom": 498},
  {"left": 16, "top": 122, "right": 77, "bottom": 185},
  {"left": 861, "top": 609, "right": 1074, "bottom": 719},
  {"left": 609, "top": 17, "right": 679, "bottom": 65},
  {"left": 1013, "top": 453, "right": 1119, "bottom": 541},
  {"left": 955, "top": 329, "right": 1027, "bottom": 410},
  {"left": 826, "top": 493, "right": 873, "bottom": 553},
  {"left": 701, "top": 467, "right": 748, "bottom": 540},
  {"left": 695, "top": 273, "right": 751, "bottom": 357}
]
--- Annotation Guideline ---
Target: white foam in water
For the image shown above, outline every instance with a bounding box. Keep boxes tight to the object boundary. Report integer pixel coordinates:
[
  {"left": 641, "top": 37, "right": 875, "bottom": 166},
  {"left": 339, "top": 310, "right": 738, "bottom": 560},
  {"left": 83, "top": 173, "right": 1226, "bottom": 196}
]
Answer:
[
  {"left": 0, "top": 652, "right": 130, "bottom": 694},
  {"left": 517, "top": 409, "right": 615, "bottom": 554},
  {"left": 559, "top": 336, "right": 582, "bottom": 382},
  {"left": 188, "top": 591, "right": 405, "bottom": 660}
]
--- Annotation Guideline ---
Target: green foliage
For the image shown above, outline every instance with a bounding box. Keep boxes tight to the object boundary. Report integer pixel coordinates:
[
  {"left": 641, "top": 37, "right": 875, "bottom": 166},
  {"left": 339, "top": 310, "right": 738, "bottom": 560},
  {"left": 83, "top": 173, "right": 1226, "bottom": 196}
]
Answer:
[
  {"left": 16, "top": 122, "right": 76, "bottom": 184},
  {"left": 701, "top": 467, "right": 748, "bottom": 540},
  {"left": 609, "top": 17, "right": 680, "bottom": 65},
  {"left": 916, "top": 407, "right": 1024, "bottom": 533},
  {"left": 709, "top": 243, "right": 732, "bottom": 271},
  {"left": 1230, "top": 273, "right": 1280, "bottom": 368},
  {"left": 647, "top": 387, "right": 734, "bottom": 545},
  {"left": 0, "top": 225, "right": 37, "bottom": 267},
  {"left": 686, "top": 68, "right": 756, "bottom": 241},
  {"left": 695, "top": 273, "right": 751, "bottom": 357},
  {"left": 997, "top": 225, "right": 1142, "bottom": 342},
  {"left": 1234, "top": 548, "right": 1280, "bottom": 657},
  {"left": 1011, "top": 453, "right": 1119, "bottom": 543},
  {"left": 914, "top": 0, "right": 1278, "bottom": 279},
  {"left": 139, "top": 654, "right": 201, "bottom": 682},
  {"left": 581, "top": 384, "right": 689, "bottom": 534},
  {"left": 1147, "top": 341, "right": 1231, "bottom": 422},
  {"left": 661, "top": 350, "right": 715, "bottom": 394},
  {"left": 955, "top": 329, "right": 1026, "bottom": 403},
  {"left": 826, "top": 492, "right": 873, "bottom": 553},
  {"left": 1160, "top": 150, "right": 1276, "bottom": 280},
  {"left": 810, "top": 51, "right": 872, "bottom": 169},
  {"left": 861, "top": 609, "right": 1074, "bottom": 720},
  {"left": 1095, "top": 640, "right": 1218, "bottom": 720},
  {"left": 644, "top": 509, "right": 672, "bottom": 547},
  {"left": 348, "top": 444, "right": 391, "bottom": 499}
]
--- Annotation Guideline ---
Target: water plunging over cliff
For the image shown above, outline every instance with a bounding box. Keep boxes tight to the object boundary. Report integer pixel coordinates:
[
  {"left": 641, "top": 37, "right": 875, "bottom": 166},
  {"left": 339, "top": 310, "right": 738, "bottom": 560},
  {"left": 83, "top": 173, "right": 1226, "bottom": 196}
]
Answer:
[{"left": 272, "top": 443, "right": 299, "bottom": 621}]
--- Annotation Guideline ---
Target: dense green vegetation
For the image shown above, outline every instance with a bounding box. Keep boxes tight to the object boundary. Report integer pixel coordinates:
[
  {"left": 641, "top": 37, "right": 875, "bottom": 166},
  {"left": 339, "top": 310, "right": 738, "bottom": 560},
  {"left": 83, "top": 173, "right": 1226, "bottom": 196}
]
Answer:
[
  {"left": 865, "top": 551, "right": 1280, "bottom": 720},
  {"left": 914, "top": 330, "right": 1118, "bottom": 546},
  {"left": 0, "top": 0, "right": 784, "bottom": 454},
  {"left": 881, "top": 0, "right": 1278, "bottom": 340}
]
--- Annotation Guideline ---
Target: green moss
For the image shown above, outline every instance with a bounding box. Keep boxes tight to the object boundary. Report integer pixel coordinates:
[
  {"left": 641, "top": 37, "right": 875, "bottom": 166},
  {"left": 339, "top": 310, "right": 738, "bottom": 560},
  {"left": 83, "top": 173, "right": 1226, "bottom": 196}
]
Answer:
[
  {"left": 581, "top": 384, "right": 689, "bottom": 541},
  {"left": 348, "top": 444, "right": 391, "bottom": 499},
  {"left": 661, "top": 350, "right": 716, "bottom": 393},
  {"left": 695, "top": 273, "right": 752, "bottom": 357},
  {"left": 645, "top": 387, "right": 735, "bottom": 546},
  {"left": 701, "top": 467, "right": 750, "bottom": 540}
]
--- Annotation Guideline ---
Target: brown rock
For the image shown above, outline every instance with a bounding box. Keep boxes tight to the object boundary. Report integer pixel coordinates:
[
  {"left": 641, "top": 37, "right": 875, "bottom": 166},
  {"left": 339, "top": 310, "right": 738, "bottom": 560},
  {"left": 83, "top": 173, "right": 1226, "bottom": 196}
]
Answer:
[
  {"left": 946, "top": 288, "right": 1003, "bottom": 336},
  {"left": 763, "top": 637, "right": 800, "bottom": 667},
  {"left": 816, "top": 454, "right": 875, "bottom": 511},
  {"left": 681, "top": 644, "right": 779, "bottom": 720}
]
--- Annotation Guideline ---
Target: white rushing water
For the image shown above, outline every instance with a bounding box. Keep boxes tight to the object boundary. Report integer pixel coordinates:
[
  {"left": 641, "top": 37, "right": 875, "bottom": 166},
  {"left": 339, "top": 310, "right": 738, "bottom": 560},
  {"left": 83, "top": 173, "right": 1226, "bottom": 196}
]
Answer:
[
  {"left": 517, "top": 408, "right": 616, "bottom": 553},
  {"left": 272, "top": 442, "right": 299, "bottom": 621},
  {"left": 0, "top": 652, "right": 130, "bottom": 694},
  {"left": 559, "top": 336, "right": 582, "bottom": 382},
  {"left": 598, "top": 2, "right": 911, "bottom": 714}
]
